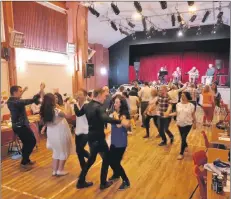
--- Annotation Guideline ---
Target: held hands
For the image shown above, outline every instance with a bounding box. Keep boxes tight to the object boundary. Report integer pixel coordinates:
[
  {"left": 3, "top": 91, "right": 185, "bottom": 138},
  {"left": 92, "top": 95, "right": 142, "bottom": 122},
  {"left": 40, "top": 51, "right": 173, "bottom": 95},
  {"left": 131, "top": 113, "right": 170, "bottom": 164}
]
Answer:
[{"left": 121, "top": 118, "right": 130, "bottom": 129}]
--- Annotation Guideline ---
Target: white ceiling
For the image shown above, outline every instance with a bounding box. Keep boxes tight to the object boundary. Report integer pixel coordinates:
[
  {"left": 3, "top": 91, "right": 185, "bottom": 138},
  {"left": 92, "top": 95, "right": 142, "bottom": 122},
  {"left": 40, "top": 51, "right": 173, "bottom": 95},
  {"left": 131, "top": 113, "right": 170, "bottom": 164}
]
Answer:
[{"left": 87, "top": 1, "right": 230, "bottom": 48}]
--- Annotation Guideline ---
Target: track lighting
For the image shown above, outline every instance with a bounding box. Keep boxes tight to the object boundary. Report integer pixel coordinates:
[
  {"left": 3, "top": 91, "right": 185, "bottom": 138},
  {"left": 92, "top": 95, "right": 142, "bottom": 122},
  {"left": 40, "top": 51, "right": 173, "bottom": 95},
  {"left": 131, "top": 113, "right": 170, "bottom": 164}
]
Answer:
[
  {"left": 142, "top": 16, "right": 147, "bottom": 31},
  {"left": 88, "top": 6, "right": 100, "bottom": 17},
  {"left": 202, "top": 10, "right": 210, "bottom": 23},
  {"left": 128, "top": 21, "right": 135, "bottom": 28},
  {"left": 119, "top": 27, "right": 130, "bottom": 36},
  {"left": 110, "top": 21, "right": 118, "bottom": 31},
  {"left": 159, "top": 1, "right": 167, "bottom": 10},
  {"left": 134, "top": 1, "right": 142, "bottom": 13},
  {"left": 217, "top": 11, "right": 223, "bottom": 19},
  {"left": 111, "top": 2, "right": 120, "bottom": 15},
  {"left": 171, "top": 14, "right": 175, "bottom": 26},
  {"left": 187, "top": 1, "right": 194, "bottom": 6},
  {"left": 190, "top": 14, "right": 197, "bottom": 22}
]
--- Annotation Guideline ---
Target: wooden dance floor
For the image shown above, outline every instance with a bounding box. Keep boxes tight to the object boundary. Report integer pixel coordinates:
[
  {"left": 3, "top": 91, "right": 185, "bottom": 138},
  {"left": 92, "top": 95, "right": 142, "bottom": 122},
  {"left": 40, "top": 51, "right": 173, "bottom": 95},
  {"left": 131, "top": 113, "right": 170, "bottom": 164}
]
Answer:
[{"left": 2, "top": 107, "right": 216, "bottom": 199}]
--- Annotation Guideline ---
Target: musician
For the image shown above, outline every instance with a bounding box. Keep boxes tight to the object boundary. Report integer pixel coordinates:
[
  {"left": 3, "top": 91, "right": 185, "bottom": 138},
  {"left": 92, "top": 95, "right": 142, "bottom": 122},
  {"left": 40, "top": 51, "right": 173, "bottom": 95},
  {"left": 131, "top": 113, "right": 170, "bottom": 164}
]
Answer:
[
  {"left": 187, "top": 67, "right": 199, "bottom": 83},
  {"left": 172, "top": 67, "right": 181, "bottom": 84},
  {"left": 158, "top": 66, "right": 167, "bottom": 84},
  {"left": 201, "top": 64, "right": 215, "bottom": 85}
]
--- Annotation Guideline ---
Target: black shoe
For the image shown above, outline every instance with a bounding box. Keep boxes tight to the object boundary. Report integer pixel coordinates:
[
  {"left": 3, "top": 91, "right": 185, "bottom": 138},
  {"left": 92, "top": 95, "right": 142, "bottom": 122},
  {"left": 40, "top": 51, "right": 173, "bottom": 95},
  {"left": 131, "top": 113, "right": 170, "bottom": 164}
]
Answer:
[
  {"left": 76, "top": 181, "right": 93, "bottom": 189},
  {"left": 108, "top": 175, "right": 120, "bottom": 182},
  {"left": 143, "top": 135, "right": 149, "bottom": 139},
  {"left": 100, "top": 181, "right": 113, "bottom": 190},
  {"left": 170, "top": 137, "right": 174, "bottom": 144},
  {"left": 118, "top": 181, "right": 130, "bottom": 191},
  {"left": 158, "top": 141, "right": 167, "bottom": 146}
]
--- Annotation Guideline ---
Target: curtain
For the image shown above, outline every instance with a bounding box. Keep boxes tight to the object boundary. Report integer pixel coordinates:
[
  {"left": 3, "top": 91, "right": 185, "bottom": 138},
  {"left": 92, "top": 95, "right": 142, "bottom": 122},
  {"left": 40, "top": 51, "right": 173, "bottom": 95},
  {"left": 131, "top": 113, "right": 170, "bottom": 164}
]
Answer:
[
  {"left": 13, "top": 2, "right": 67, "bottom": 53},
  {"left": 129, "top": 65, "right": 136, "bottom": 82},
  {"left": 139, "top": 52, "right": 229, "bottom": 84}
]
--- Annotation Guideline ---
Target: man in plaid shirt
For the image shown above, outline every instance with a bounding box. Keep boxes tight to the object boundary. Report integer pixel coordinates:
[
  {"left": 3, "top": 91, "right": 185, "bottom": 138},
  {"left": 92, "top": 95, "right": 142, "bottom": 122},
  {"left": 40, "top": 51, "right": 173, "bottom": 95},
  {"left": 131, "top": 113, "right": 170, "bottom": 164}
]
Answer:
[{"left": 157, "top": 85, "right": 174, "bottom": 146}]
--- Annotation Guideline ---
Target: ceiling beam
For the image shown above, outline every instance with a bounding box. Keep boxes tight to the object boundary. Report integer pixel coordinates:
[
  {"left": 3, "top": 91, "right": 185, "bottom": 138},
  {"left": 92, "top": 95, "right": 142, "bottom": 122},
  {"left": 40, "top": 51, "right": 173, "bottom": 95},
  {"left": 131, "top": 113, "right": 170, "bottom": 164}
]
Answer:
[
  {"left": 49, "top": 1, "right": 66, "bottom": 9},
  {"left": 36, "top": 1, "right": 67, "bottom": 14}
]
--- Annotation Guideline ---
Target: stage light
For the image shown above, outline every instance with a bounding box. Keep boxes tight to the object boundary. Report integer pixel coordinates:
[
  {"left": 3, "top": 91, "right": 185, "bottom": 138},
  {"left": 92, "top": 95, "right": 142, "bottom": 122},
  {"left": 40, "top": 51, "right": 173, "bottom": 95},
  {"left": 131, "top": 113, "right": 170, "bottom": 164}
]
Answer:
[
  {"left": 142, "top": 16, "right": 147, "bottom": 31},
  {"left": 132, "top": 12, "right": 142, "bottom": 20},
  {"left": 159, "top": 1, "right": 167, "bottom": 10},
  {"left": 119, "top": 28, "right": 130, "bottom": 36},
  {"left": 187, "top": 1, "right": 194, "bottom": 6},
  {"left": 128, "top": 21, "right": 135, "bottom": 28},
  {"left": 110, "top": 21, "right": 118, "bottom": 31},
  {"left": 211, "top": 25, "right": 217, "bottom": 34},
  {"left": 134, "top": 1, "right": 142, "bottom": 13},
  {"left": 177, "top": 30, "right": 183, "bottom": 37},
  {"left": 111, "top": 2, "right": 120, "bottom": 15},
  {"left": 202, "top": 10, "right": 210, "bottom": 23},
  {"left": 177, "top": 14, "right": 183, "bottom": 23},
  {"left": 188, "top": 6, "right": 196, "bottom": 13},
  {"left": 88, "top": 6, "right": 100, "bottom": 17},
  {"left": 171, "top": 14, "right": 175, "bottom": 26},
  {"left": 100, "top": 67, "right": 107, "bottom": 76},
  {"left": 189, "top": 14, "right": 197, "bottom": 22},
  {"left": 217, "top": 11, "right": 223, "bottom": 19}
]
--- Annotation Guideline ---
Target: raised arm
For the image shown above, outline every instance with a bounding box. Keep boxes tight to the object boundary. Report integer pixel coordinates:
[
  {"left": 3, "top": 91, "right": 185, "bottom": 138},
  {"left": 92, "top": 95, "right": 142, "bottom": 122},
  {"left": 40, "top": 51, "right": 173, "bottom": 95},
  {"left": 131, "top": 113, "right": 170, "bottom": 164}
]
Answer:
[{"left": 74, "top": 103, "right": 86, "bottom": 117}]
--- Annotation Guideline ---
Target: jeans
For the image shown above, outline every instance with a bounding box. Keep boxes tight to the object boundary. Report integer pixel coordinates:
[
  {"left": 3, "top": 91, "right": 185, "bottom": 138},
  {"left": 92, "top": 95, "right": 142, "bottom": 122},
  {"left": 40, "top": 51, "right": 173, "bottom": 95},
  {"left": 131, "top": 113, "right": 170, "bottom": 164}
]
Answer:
[
  {"left": 178, "top": 125, "right": 192, "bottom": 155},
  {"left": 109, "top": 145, "right": 129, "bottom": 182},
  {"left": 75, "top": 134, "right": 90, "bottom": 169},
  {"left": 159, "top": 117, "right": 173, "bottom": 143},
  {"left": 141, "top": 101, "right": 149, "bottom": 126},
  {"left": 78, "top": 139, "right": 109, "bottom": 185},
  {"left": 13, "top": 125, "right": 36, "bottom": 165},
  {"left": 145, "top": 115, "right": 159, "bottom": 137}
]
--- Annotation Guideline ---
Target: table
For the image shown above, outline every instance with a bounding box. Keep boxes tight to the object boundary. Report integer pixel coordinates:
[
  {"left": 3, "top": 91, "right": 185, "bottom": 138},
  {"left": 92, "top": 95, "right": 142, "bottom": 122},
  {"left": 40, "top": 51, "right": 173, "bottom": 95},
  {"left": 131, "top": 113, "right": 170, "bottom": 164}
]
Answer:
[
  {"left": 210, "top": 127, "right": 230, "bottom": 148},
  {"left": 207, "top": 148, "right": 230, "bottom": 199}
]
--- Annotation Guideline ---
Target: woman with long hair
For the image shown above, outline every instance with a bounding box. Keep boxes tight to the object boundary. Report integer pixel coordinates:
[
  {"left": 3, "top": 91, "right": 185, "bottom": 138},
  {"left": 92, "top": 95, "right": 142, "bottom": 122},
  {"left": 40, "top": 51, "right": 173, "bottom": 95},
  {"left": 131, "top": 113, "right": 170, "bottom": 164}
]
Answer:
[
  {"left": 202, "top": 85, "right": 215, "bottom": 126},
  {"left": 40, "top": 93, "right": 73, "bottom": 176},
  {"left": 109, "top": 95, "right": 130, "bottom": 190},
  {"left": 211, "top": 82, "right": 221, "bottom": 107}
]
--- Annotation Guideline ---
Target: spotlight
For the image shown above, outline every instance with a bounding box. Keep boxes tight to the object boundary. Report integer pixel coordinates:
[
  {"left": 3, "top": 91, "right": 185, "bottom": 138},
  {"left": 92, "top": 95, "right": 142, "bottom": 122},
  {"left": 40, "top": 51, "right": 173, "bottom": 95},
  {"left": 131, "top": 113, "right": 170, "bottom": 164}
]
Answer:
[
  {"left": 188, "top": 6, "right": 196, "bottom": 13},
  {"left": 217, "top": 11, "right": 223, "bottom": 19},
  {"left": 202, "top": 10, "right": 210, "bottom": 23},
  {"left": 189, "top": 14, "right": 197, "bottom": 22},
  {"left": 142, "top": 16, "right": 147, "bottom": 31},
  {"left": 110, "top": 21, "right": 118, "bottom": 31},
  {"left": 177, "top": 14, "right": 183, "bottom": 23},
  {"left": 119, "top": 28, "right": 130, "bottom": 36},
  {"left": 171, "top": 14, "right": 175, "bottom": 26},
  {"left": 177, "top": 30, "right": 183, "bottom": 37},
  {"left": 134, "top": 1, "right": 142, "bottom": 13},
  {"left": 128, "top": 21, "right": 135, "bottom": 28},
  {"left": 132, "top": 12, "right": 142, "bottom": 20},
  {"left": 211, "top": 25, "right": 217, "bottom": 34},
  {"left": 159, "top": 1, "right": 167, "bottom": 10},
  {"left": 88, "top": 6, "right": 100, "bottom": 17},
  {"left": 111, "top": 2, "right": 120, "bottom": 15},
  {"left": 131, "top": 33, "right": 136, "bottom": 40},
  {"left": 187, "top": 1, "right": 194, "bottom": 6}
]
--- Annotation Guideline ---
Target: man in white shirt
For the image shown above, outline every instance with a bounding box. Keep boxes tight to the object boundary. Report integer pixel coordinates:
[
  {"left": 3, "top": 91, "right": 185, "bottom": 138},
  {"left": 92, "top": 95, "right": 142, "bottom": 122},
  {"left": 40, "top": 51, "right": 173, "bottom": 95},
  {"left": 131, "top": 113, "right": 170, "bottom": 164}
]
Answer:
[
  {"left": 138, "top": 82, "right": 152, "bottom": 127},
  {"left": 74, "top": 89, "right": 90, "bottom": 170}
]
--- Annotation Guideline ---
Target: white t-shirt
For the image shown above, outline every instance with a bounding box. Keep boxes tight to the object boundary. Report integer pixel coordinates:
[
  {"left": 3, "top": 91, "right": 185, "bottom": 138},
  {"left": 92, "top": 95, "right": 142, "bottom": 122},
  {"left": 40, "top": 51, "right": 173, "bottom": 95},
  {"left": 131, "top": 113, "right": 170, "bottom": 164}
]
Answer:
[
  {"left": 129, "top": 96, "right": 139, "bottom": 111},
  {"left": 75, "top": 101, "right": 89, "bottom": 135},
  {"left": 176, "top": 102, "right": 195, "bottom": 127},
  {"left": 138, "top": 86, "right": 152, "bottom": 102}
]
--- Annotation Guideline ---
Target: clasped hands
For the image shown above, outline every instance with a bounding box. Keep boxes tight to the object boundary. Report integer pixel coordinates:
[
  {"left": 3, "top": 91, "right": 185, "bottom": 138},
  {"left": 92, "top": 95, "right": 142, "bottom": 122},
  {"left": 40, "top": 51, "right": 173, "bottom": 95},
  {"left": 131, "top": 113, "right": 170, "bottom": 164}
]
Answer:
[{"left": 113, "top": 112, "right": 130, "bottom": 128}]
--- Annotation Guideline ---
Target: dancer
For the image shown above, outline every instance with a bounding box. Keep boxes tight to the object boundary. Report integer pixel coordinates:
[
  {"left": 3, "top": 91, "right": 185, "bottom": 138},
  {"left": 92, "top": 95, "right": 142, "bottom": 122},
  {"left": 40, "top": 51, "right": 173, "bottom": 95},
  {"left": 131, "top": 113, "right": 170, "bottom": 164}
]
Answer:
[
  {"left": 109, "top": 95, "right": 130, "bottom": 190},
  {"left": 74, "top": 88, "right": 130, "bottom": 190},
  {"left": 168, "top": 92, "right": 196, "bottom": 160},
  {"left": 40, "top": 93, "right": 73, "bottom": 176},
  {"left": 187, "top": 67, "right": 199, "bottom": 84},
  {"left": 7, "top": 86, "right": 40, "bottom": 170},
  {"left": 129, "top": 91, "right": 139, "bottom": 129},
  {"left": 143, "top": 88, "right": 159, "bottom": 138},
  {"left": 211, "top": 82, "right": 221, "bottom": 107},
  {"left": 75, "top": 89, "right": 90, "bottom": 170}
]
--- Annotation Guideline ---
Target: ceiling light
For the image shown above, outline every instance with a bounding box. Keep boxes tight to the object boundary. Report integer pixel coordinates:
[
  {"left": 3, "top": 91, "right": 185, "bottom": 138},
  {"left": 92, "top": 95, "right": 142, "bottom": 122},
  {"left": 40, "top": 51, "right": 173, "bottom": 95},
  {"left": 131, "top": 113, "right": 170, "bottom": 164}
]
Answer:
[
  {"left": 142, "top": 16, "right": 147, "bottom": 31},
  {"left": 211, "top": 25, "right": 217, "bottom": 34},
  {"left": 134, "top": 1, "right": 142, "bottom": 13},
  {"left": 188, "top": 6, "right": 196, "bottom": 13},
  {"left": 189, "top": 14, "right": 197, "bottom": 22},
  {"left": 88, "top": 6, "right": 100, "bottom": 18},
  {"left": 132, "top": 12, "right": 142, "bottom": 20},
  {"left": 111, "top": 2, "right": 120, "bottom": 15},
  {"left": 202, "top": 10, "right": 210, "bottom": 23},
  {"left": 110, "top": 21, "right": 118, "bottom": 31},
  {"left": 177, "top": 30, "right": 183, "bottom": 37},
  {"left": 128, "top": 21, "right": 135, "bottom": 28},
  {"left": 171, "top": 14, "right": 175, "bottom": 26},
  {"left": 177, "top": 14, "right": 183, "bottom": 23},
  {"left": 187, "top": 1, "right": 194, "bottom": 6},
  {"left": 159, "top": 1, "right": 167, "bottom": 10}
]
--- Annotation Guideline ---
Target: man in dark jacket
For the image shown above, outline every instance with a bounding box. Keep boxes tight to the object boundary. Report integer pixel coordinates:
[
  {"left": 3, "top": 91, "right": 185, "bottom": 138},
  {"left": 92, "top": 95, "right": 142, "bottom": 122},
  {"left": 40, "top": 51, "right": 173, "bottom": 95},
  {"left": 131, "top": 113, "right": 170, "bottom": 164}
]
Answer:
[{"left": 7, "top": 86, "right": 40, "bottom": 170}]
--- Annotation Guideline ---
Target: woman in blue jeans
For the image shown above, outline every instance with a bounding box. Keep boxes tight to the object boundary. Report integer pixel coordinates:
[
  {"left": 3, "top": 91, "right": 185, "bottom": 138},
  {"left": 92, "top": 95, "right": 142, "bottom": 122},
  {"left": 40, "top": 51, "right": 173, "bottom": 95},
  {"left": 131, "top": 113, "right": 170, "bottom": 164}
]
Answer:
[{"left": 109, "top": 94, "right": 130, "bottom": 190}]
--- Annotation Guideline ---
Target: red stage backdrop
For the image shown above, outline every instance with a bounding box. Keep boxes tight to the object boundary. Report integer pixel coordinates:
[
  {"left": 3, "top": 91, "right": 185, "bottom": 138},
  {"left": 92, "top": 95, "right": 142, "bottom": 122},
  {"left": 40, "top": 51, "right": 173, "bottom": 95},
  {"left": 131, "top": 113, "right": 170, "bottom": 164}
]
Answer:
[{"left": 129, "top": 52, "right": 229, "bottom": 83}]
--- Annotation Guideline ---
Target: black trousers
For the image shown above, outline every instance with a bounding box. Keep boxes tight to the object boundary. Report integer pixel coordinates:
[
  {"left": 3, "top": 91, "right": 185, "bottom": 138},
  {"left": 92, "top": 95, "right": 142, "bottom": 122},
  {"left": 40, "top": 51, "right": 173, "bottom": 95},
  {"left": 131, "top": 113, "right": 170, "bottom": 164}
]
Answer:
[
  {"left": 172, "top": 103, "right": 177, "bottom": 120},
  {"left": 178, "top": 125, "right": 192, "bottom": 155},
  {"left": 13, "top": 125, "right": 36, "bottom": 165},
  {"left": 141, "top": 101, "right": 149, "bottom": 126},
  {"left": 78, "top": 139, "right": 109, "bottom": 185},
  {"left": 109, "top": 145, "right": 129, "bottom": 182},
  {"left": 75, "top": 134, "right": 90, "bottom": 170},
  {"left": 159, "top": 117, "right": 173, "bottom": 143},
  {"left": 145, "top": 115, "right": 159, "bottom": 137}
]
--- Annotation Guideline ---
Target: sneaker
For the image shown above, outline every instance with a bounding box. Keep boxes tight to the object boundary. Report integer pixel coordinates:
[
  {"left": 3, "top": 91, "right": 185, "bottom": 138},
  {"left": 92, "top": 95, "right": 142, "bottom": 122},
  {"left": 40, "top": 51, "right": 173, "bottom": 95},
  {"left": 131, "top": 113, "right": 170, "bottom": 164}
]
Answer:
[
  {"left": 108, "top": 175, "right": 120, "bottom": 182},
  {"left": 100, "top": 181, "right": 113, "bottom": 190},
  {"left": 52, "top": 171, "right": 57, "bottom": 176},
  {"left": 177, "top": 154, "right": 184, "bottom": 160},
  {"left": 158, "top": 141, "right": 167, "bottom": 146},
  {"left": 155, "top": 134, "right": 161, "bottom": 138},
  {"left": 118, "top": 181, "right": 130, "bottom": 190},
  {"left": 143, "top": 135, "right": 149, "bottom": 139},
  {"left": 28, "top": 160, "right": 36, "bottom": 165},
  {"left": 76, "top": 181, "right": 93, "bottom": 189},
  {"left": 20, "top": 164, "right": 32, "bottom": 171},
  {"left": 57, "top": 170, "right": 69, "bottom": 176}
]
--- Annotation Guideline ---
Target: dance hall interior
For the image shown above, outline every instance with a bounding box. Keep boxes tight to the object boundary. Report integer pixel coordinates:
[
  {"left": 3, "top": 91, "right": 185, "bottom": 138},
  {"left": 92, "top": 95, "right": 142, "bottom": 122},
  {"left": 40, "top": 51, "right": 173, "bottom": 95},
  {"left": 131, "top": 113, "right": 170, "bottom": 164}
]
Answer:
[{"left": 1, "top": 1, "right": 231, "bottom": 199}]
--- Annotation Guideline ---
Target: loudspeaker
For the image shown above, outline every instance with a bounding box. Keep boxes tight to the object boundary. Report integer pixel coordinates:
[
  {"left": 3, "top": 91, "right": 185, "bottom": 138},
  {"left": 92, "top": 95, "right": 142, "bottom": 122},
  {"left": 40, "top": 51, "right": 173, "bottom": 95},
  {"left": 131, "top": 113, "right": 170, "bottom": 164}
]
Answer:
[
  {"left": 85, "top": 63, "right": 94, "bottom": 78},
  {"left": 215, "top": 59, "right": 223, "bottom": 70}
]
